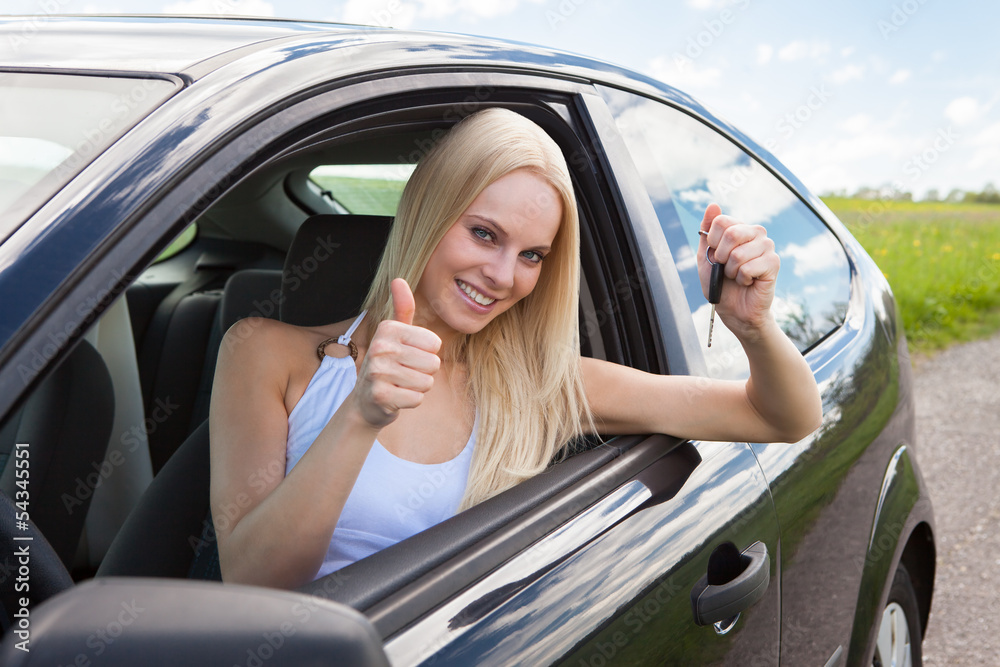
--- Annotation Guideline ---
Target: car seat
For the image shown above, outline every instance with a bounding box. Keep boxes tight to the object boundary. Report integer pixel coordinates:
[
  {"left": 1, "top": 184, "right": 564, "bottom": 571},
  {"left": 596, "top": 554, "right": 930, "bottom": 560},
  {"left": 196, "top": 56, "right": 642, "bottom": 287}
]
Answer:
[{"left": 0, "top": 339, "right": 115, "bottom": 567}]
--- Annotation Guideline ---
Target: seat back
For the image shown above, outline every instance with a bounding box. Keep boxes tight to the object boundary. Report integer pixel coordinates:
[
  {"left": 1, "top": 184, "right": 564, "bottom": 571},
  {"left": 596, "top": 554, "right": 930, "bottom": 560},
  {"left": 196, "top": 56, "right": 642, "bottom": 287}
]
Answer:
[
  {"left": 96, "top": 421, "right": 213, "bottom": 579},
  {"left": 0, "top": 339, "right": 115, "bottom": 567}
]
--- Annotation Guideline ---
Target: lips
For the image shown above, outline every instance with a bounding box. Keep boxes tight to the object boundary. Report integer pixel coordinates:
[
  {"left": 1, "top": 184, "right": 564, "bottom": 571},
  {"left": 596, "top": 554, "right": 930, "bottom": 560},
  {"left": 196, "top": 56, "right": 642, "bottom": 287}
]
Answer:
[{"left": 456, "top": 279, "right": 496, "bottom": 306}]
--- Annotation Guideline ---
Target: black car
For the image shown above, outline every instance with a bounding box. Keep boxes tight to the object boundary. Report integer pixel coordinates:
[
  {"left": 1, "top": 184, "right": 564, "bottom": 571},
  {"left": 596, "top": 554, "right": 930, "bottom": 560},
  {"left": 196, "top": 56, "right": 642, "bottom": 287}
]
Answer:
[{"left": 0, "top": 15, "right": 933, "bottom": 666}]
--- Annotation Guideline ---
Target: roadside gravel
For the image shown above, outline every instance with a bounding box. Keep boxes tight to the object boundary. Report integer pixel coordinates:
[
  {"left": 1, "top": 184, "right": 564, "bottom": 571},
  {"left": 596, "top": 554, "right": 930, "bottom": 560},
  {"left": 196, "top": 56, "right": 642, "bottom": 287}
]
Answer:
[{"left": 913, "top": 331, "right": 1000, "bottom": 666}]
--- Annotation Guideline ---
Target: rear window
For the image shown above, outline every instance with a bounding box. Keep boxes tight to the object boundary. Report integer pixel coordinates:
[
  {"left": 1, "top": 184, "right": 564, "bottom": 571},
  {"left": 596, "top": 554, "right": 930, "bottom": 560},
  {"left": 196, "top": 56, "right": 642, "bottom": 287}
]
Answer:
[
  {"left": 309, "top": 164, "right": 415, "bottom": 216},
  {"left": 0, "top": 72, "right": 176, "bottom": 234}
]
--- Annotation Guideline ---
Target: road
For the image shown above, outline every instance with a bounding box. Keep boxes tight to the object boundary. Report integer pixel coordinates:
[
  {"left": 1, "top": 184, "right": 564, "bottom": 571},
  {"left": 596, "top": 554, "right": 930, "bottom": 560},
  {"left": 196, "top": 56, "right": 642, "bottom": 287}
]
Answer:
[{"left": 912, "top": 331, "right": 1000, "bottom": 666}]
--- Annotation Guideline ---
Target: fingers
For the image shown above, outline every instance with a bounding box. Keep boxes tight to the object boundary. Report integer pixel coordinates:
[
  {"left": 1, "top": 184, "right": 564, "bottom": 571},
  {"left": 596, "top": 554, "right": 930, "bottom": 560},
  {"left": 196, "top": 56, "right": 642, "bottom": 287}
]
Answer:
[
  {"left": 367, "top": 328, "right": 441, "bottom": 374},
  {"left": 700, "top": 205, "right": 776, "bottom": 277},
  {"left": 733, "top": 253, "right": 778, "bottom": 287},
  {"left": 391, "top": 278, "right": 415, "bottom": 325}
]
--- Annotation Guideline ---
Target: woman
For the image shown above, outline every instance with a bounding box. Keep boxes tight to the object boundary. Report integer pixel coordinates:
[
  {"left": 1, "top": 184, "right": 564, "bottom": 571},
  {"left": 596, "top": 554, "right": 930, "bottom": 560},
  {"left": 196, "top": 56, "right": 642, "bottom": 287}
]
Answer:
[{"left": 209, "top": 108, "right": 822, "bottom": 589}]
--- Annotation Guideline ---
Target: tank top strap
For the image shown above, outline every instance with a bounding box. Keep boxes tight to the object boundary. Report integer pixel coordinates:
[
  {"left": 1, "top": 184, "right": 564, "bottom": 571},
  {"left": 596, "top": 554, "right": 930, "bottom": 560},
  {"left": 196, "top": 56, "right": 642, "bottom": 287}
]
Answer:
[
  {"left": 339, "top": 310, "right": 368, "bottom": 346},
  {"left": 316, "top": 310, "right": 367, "bottom": 361}
]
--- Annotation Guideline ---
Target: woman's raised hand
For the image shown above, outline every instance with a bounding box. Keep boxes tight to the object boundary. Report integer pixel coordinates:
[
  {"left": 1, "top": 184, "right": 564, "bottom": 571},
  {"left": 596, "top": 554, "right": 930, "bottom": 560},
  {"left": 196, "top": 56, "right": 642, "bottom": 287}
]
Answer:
[
  {"left": 697, "top": 203, "right": 779, "bottom": 340},
  {"left": 354, "top": 278, "right": 442, "bottom": 429}
]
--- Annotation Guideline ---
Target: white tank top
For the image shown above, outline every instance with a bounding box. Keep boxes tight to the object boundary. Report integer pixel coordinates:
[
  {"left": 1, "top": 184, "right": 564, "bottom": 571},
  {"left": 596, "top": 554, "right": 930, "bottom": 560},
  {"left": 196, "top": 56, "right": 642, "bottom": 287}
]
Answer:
[{"left": 285, "top": 311, "right": 476, "bottom": 580}]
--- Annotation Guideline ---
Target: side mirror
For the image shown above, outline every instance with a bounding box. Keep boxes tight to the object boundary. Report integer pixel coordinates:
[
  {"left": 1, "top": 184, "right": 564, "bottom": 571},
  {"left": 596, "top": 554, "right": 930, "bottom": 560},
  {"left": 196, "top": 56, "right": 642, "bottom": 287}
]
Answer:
[{"left": 0, "top": 578, "right": 390, "bottom": 666}]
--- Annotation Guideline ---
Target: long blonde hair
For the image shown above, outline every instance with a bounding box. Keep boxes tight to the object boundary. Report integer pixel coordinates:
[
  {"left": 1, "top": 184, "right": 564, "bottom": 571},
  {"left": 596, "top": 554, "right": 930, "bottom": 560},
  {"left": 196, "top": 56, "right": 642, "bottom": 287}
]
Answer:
[{"left": 361, "top": 108, "right": 592, "bottom": 509}]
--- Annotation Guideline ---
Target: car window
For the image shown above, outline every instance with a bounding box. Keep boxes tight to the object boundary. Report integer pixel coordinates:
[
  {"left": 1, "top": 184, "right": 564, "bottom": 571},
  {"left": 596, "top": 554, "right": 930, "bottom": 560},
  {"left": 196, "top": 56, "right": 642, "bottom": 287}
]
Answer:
[
  {"left": 599, "top": 85, "right": 850, "bottom": 379},
  {"left": 308, "top": 164, "right": 415, "bottom": 215},
  {"left": 0, "top": 72, "right": 176, "bottom": 234}
]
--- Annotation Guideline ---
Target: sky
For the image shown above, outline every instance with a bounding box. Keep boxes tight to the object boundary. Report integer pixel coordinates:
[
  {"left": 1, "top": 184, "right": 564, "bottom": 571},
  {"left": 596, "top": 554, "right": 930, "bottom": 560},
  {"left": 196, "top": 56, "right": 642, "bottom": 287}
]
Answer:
[{"left": 5, "top": 0, "right": 999, "bottom": 199}]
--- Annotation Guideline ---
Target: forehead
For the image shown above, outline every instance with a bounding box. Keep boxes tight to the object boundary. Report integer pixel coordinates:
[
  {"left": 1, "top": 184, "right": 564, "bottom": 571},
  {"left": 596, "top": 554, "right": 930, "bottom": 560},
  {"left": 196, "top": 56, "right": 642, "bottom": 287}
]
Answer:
[{"left": 465, "top": 170, "right": 563, "bottom": 238}]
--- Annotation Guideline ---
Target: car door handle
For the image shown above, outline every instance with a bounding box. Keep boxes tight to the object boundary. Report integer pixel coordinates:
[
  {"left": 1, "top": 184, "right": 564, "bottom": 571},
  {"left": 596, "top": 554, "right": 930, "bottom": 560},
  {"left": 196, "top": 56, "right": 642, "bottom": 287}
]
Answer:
[{"left": 690, "top": 541, "right": 770, "bottom": 626}]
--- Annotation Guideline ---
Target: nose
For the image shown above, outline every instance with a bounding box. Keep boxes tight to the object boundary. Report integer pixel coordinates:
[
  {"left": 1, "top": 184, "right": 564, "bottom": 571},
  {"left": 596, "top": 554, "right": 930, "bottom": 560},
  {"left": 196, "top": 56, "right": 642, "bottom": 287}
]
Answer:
[{"left": 481, "top": 250, "right": 517, "bottom": 292}]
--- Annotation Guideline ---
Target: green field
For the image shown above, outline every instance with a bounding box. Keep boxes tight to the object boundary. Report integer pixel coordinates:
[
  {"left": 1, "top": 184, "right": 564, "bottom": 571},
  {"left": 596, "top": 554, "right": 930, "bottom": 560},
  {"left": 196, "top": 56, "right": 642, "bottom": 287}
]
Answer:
[
  {"left": 311, "top": 175, "right": 406, "bottom": 216},
  {"left": 823, "top": 197, "right": 1000, "bottom": 355}
]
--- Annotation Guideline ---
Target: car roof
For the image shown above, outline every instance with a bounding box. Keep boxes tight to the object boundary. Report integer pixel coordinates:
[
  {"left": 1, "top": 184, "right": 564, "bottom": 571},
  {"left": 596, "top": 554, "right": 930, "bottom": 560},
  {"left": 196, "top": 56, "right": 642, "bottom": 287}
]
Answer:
[{"left": 0, "top": 14, "right": 373, "bottom": 73}]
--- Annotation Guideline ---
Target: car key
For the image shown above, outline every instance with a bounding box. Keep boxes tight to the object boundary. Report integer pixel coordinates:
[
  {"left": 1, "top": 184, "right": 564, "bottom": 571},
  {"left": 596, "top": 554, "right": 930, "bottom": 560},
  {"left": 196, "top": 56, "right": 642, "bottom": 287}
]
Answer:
[{"left": 705, "top": 243, "right": 724, "bottom": 348}]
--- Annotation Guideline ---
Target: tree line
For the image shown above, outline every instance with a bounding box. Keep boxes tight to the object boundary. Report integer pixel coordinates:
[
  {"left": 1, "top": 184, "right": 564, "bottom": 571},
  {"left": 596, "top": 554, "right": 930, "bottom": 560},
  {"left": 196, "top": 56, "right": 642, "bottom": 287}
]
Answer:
[{"left": 824, "top": 184, "right": 1000, "bottom": 203}]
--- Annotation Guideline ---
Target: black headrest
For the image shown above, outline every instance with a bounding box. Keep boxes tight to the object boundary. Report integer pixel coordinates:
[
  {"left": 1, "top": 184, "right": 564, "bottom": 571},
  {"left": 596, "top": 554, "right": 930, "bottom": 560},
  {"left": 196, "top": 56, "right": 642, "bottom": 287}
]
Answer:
[
  {"left": 279, "top": 215, "right": 393, "bottom": 327},
  {"left": 218, "top": 269, "right": 283, "bottom": 332}
]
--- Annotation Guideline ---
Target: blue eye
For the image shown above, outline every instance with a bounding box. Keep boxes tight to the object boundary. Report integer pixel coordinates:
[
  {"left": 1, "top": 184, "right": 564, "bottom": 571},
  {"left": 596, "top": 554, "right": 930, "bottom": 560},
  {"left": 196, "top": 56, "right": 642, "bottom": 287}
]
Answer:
[
  {"left": 521, "top": 250, "right": 545, "bottom": 263},
  {"left": 472, "top": 227, "right": 494, "bottom": 242}
]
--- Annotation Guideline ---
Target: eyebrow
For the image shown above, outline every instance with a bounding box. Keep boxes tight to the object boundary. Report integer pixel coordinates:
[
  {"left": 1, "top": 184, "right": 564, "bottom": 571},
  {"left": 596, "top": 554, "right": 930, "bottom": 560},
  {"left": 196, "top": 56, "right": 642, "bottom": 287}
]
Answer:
[{"left": 467, "top": 214, "right": 552, "bottom": 254}]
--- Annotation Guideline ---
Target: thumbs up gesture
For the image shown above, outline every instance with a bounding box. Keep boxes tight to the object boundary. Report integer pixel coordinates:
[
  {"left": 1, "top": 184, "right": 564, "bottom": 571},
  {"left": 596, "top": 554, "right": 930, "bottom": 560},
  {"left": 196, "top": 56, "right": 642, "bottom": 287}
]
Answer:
[{"left": 354, "top": 279, "right": 442, "bottom": 429}]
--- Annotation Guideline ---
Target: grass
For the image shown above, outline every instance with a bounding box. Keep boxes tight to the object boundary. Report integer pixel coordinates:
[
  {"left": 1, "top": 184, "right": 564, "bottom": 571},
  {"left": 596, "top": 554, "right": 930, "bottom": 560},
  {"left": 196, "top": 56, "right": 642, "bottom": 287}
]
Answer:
[
  {"left": 311, "top": 176, "right": 406, "bottom": 216},
  {"left": 822, "top": 197, "right": 1000, "bottom": 356}
]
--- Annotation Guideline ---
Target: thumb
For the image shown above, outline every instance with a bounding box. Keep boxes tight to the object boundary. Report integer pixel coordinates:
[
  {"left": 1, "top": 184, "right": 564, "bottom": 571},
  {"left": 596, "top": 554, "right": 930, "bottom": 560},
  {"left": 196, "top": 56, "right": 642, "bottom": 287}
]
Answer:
[
  {"left": 700, "top": 202, "right": 722, "bottom": 235},
  {"left": 390, "top": 278, "right": 415, "bottom": 325}
]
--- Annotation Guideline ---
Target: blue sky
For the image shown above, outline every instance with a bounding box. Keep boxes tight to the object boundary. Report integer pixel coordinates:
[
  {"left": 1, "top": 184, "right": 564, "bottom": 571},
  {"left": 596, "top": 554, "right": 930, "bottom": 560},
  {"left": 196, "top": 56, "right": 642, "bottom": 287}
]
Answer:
[{"left": 6, "top": 0, "right": 998, "bottom": 199}]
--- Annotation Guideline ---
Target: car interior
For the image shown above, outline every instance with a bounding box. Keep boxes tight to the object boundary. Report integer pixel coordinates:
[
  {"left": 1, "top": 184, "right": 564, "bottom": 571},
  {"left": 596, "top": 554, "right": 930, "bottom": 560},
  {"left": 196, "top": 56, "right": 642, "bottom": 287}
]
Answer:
[{"left": 0, "top": 97, "right": 660, "bottom": 632}]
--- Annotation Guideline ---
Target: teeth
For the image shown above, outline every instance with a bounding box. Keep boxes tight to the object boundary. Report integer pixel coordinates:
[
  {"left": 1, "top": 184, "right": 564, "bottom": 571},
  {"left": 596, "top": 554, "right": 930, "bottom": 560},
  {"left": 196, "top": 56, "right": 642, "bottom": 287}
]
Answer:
[{"left": 458, "top": 280, "right": 495, "bottom": 306}]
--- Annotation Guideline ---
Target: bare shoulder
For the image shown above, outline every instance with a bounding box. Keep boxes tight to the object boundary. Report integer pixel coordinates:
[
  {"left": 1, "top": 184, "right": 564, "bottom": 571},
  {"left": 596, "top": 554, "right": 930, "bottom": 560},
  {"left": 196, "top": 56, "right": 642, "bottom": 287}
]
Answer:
[
  {"left": 217, "top": 315, "right": 362, "bottom": 411},
  {"left": 220, "top": 316, "right": 359, "bottom": 364}
]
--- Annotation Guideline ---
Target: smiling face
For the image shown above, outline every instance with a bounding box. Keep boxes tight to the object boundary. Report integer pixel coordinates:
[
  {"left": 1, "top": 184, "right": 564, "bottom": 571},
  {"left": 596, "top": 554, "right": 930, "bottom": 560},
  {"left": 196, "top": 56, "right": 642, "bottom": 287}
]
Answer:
[{"left": 414, "top": 168, "right": 563, "bottom": 340}]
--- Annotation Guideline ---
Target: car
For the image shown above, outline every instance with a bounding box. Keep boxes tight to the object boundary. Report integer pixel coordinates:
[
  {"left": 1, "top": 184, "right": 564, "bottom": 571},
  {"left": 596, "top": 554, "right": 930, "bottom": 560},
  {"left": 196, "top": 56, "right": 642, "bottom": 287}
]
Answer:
[{"left": 0, "top": 14, "right": 934, "bottom": 667}]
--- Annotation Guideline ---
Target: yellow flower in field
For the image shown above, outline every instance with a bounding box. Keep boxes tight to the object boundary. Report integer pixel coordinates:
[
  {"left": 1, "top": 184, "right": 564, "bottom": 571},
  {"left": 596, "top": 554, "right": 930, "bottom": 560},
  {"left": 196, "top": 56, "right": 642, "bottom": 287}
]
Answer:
[
  {"left": 913, "top": 239, "right": 921, "bottom": 247},
  {"left": 942, "top": 245, "right": 953, "bottom": 252},
  {"left": 993, "top": 252, "right": 1000, "bottom": 261}
]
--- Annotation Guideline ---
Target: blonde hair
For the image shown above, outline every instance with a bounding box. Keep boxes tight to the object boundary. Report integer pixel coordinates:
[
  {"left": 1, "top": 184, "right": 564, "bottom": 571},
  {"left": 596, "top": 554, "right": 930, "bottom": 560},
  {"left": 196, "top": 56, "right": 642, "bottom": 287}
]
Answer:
[{"left": 361, "top": 108, "right": 593, "bottom": 509}]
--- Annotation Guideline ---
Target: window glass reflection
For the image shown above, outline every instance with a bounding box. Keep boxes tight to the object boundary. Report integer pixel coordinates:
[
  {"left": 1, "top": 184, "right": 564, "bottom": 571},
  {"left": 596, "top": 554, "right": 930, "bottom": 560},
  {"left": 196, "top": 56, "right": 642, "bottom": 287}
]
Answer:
[{"left": 599, "top": 85, "right": 850, "bottom": 379}]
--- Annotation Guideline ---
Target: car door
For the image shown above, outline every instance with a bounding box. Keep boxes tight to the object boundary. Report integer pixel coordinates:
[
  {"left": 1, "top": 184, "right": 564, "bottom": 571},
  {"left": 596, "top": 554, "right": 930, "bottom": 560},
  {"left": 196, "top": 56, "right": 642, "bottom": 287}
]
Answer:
[{"left": 587, "top": 82, "right": 916, "bottom": 666}]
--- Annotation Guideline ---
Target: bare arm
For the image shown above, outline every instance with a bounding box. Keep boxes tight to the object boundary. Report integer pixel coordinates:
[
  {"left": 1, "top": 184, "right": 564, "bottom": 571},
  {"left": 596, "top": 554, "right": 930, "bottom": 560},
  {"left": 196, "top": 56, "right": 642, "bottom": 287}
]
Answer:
[
  {"left": 583, "top": 204, "right": 822, "bottom": 444},
  {"left": 210, "top": 280, "right": 440, "bottom": 589},
  {"left": 209, "top": 319, "right": 382, "bottom": 589}
]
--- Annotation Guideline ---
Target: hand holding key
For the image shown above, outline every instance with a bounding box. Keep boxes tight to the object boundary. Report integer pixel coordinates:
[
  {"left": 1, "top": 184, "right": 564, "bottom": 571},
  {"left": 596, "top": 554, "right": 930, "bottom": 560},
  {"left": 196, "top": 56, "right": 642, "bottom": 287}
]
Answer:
[{"left": 697, "top": 203, "right": 779, "bottom": 344}]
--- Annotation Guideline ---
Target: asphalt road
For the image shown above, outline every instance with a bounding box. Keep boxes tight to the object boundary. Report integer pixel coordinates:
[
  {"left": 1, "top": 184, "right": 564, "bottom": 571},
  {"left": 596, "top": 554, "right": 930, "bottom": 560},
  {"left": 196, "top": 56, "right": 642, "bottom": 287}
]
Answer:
[{"left": 912, "top": 331, "right": 1000, "bottom": 666}]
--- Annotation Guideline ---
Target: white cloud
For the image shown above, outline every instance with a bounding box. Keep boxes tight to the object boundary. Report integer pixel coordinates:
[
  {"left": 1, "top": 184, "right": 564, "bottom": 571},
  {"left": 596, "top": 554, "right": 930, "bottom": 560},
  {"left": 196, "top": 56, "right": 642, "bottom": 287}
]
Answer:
[
  {"left": 686, "top": 0, "right": 729, "bottom": 9},
  {"left": 339, "top": 0, "right": 542, "bottom": 26},
  {"left": 931, "top": 50, "right": 947, "bottom": 63},
  {"left": 161, "top": 0, "right": 274, "bottom": 16},
  {"left": 969, "top": 121, "right": 1000, "bottom": 171},
  {"left": 839, "top": 113, "right": 872, "bottom": 134},
  {"left": 781, "top": 235, "right": 844, "bottom": 277},
  {"left": 944, "top": 96, "right": 984, "bottom": 126},
  {"left": 756, "top": 44, "right": 773, "bottom": 65},
  {"left": 740, "top": 92, "right": 761, "bottom": 113},
  {"left": 647, "top": 54, "right": 723, "bottom": 90},
  {"left": 829, "top": 63, "right": 865, "bottom": 84},
  {"left": 778, "top": 40, "right": 829, "bottom": 62},
  {"left": 341, "top": 0, "right": 418, "bottom": 27},
  {"left": 889, "top": 69, "right": 911, "bottom": 85},
  {"left": 840, "top": 46, "right": 855, "bottom": 58}
]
